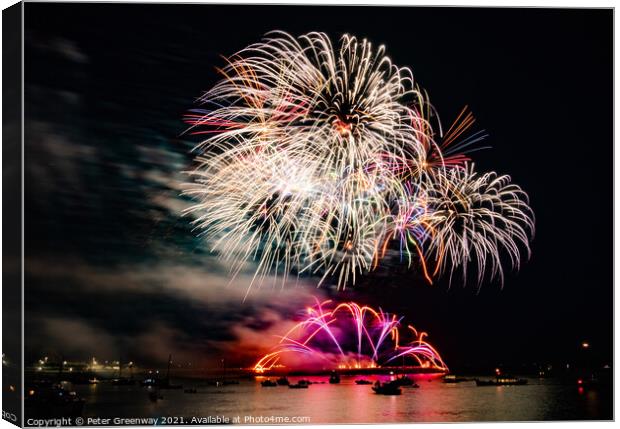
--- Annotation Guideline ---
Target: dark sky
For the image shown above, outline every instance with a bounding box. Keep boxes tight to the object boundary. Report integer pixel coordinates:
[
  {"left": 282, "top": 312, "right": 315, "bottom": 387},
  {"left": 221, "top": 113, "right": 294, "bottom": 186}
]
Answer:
[{"left": 23, "top": 4, "right": 612, "bottom": 371}]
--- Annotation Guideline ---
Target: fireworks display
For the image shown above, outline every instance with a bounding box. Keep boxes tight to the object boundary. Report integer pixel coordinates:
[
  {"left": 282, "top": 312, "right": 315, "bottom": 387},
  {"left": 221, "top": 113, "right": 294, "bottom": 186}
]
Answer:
[
  {"left": 254, "top": 299, "right": 448, "bottom": 373},
  {"left": 183, "top": 31, "right": 534, "bottom": 291}
]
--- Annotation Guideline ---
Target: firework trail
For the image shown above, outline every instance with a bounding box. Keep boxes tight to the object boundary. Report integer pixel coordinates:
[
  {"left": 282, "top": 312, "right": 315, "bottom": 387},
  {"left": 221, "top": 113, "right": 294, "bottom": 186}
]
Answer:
[
  {"left": 253, "top": 299, "right": 448, "bottom": 373},
  {"left": 183, "top": 31, "right": 534, "bottom": 291}
]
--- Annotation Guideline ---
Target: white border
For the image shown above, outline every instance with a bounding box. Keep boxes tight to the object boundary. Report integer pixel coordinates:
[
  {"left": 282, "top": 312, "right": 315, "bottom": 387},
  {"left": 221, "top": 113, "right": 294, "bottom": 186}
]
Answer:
[{"left": 0, "top": 2, "right": 616, "bottom": 429}]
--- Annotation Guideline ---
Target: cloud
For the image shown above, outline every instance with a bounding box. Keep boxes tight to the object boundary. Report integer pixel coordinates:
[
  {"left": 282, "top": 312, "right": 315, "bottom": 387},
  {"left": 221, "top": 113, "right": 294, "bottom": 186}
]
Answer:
[
  {"left": 25, "top": 256, "right": 328, "bottom": 367},
  {"left": 221, "top": 308, "right": 302, "bottom": 358},
  {"left": 28, "top": 317, "right": 117, "bottom": 359},
  {"left": 26, "top": 256, "right": 319, "bottom": 305}
]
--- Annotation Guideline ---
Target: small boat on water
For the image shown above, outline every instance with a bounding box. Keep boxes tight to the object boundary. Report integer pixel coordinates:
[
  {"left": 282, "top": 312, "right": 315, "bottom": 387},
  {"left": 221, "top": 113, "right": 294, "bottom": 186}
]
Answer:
[
  {"left": 475, "top": 376, "right": 527, "bottom": 386},
  {"left": 443, "top": 374, "right": 469, "bottom": 383},
  {"left": 112, "top": 377, "right": 136, "bottom": 386},
  {"left": 289, "top": 383, "right": 309, "bottom": 389},
  {"left": 261, "top": 379, "right": 277, "bottom": 387},
  {"left": 276, "top": 376, "right": 290, "bottom": 386},
  {"left": 160, "top": 355, "right": 183, "bottom": 389},
  {"left": 25, "top": 382, "right": 85, "bottom": 417},
  {"left": 141, "top": 378, "right": 182, "bottom": 389},
  {"left": 392, "top": 375, "right": 417, "bottom": 387},
  {"left": 141, "top": 378, "right": 157, "bottom": 387},
  {"left": 355, "top": 379, "right": 372, "bottom": 385},
  {"left": 329, "top": 372, "right": 341, "bottom": 384},
  {"left": 372, "top": 381, "right": 402, "bottom": 396},
  {"left": 141, "top": 354, "right": 183, "bottom": 389},
  {"left": 289, "top": 379, "right": 310, "bottom": 389},
  {"left": 157, "top": 379, "right": 183, "bottom": 389}
]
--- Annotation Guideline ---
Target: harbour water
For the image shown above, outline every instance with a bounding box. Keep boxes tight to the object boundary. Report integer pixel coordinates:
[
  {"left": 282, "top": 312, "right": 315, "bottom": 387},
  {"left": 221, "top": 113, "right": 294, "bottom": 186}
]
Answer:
[{"left": 66, "top": 375, "right": 612, "bottom": 423}]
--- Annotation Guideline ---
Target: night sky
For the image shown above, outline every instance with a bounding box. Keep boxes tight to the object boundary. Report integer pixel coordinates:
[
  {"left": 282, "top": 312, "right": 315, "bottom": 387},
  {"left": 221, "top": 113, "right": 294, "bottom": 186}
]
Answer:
[{"left": 24, "top": 4, "right": 612, "bottom": 371}]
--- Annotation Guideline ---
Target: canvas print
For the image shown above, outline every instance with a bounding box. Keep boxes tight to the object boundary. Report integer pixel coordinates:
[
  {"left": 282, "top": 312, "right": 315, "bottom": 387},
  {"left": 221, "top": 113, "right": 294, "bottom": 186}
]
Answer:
[{"left": 2, "top": 2, "right": 613, "bottom": 426}]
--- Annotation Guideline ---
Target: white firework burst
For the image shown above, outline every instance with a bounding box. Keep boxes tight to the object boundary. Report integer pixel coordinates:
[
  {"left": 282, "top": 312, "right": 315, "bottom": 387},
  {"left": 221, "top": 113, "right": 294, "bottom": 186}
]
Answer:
[
  {"left": 183, "top": 31, "right": 534, "bottom": 292},
  {"left": 422, "top": 164, "right": 535, "bottom": 286}
]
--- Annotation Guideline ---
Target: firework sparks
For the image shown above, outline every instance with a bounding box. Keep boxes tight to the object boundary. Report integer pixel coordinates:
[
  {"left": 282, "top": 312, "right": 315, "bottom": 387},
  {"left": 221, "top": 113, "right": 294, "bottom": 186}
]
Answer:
[
  {"left": 423, "top": 164, "right": 535, "bottom": 286},
  {"left": 183, "top": 31, "right": 534, "bottom": 291},
  {"left": 253, "top": 299, "right": 448, "bottom": 373}
]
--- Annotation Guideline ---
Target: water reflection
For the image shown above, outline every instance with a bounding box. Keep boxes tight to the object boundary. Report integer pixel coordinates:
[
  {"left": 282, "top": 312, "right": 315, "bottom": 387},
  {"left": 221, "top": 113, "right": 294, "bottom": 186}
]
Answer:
[{"left": 53, "top": 375, "right": 613, "bottom": 423}]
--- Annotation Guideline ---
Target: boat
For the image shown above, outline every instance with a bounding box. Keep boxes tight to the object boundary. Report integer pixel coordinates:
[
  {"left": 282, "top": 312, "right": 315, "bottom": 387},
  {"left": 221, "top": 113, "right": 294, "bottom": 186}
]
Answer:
[
  {"left": 141, "top": 355, "right": 183, "bottom": 388},
  {"left": 289, "top": 383, "right": 309, "bottom": 389},
  {"left": 25, "top": 382, "right": 85, "bottom": 417},
  {"left": 355, "top": 379, "right": 372, "bottom": 385},
  {"left": 475, "top": 376, "right": 527, "bottom": 386},
  {"left": 261, "top": 379, "right": 277, "bottom": 387},
  {"left": 329, "top": 372, "right": 341, "bottom": 384},
  {"left": 276, "top": 376, "right": 290, "bottom": 386},
  {"left": 218, "top": 359, "right": 240, "bottom": 386},
  {"left": 443, "top": 374, "right": 469, "bottom": 383},
  {"left": 140, "top": 377, "right": 181, "bottom": 389},
  {"left": 140, "top": 378, "right": 157, "bottom": 387},
  {"left": 112, "top": 377, "right": 136, "bottom": 386},
  {"left": 577, "top": 373, "right": 603, "bottom": 389},
  {"left": 392, "top": 375, "right": 417, "bottom": 387},
  {"left": 163, "top": 354, "right": 183, "bottom": 389},
  {"left": 372, "top": 381, "right": 402, "bottom": 396}
]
